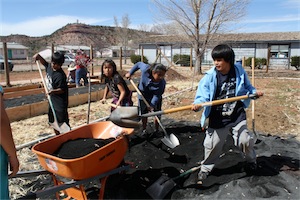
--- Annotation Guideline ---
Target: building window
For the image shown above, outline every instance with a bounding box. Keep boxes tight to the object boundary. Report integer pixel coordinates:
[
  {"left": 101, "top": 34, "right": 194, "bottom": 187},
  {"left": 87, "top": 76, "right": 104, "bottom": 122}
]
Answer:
[{"left": 270, "top": 45, "right": 289, "bottom": 58}]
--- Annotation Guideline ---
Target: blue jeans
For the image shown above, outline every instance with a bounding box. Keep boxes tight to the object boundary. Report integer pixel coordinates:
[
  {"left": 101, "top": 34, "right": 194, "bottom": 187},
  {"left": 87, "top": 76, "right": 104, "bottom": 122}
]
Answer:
[{"left": 75, "top": 67, "right": 88, "bottom": 87}]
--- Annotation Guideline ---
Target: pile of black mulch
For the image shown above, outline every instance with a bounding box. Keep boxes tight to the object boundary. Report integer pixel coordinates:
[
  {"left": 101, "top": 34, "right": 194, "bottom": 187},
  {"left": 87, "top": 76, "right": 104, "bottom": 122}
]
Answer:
[
  {"left": 98, "top": 119, "right": 300, "bottom": 200},
  {"left": 53, "top": 138, "right": 115, "bottom": 159}
]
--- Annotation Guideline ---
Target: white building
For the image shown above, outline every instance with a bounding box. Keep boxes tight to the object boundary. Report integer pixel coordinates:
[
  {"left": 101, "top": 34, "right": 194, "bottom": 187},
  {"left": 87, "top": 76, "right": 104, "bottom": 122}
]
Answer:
[
  {"left": 0, "top": 42, "right": 29, "bottom": 60},
  {"left": 138, "top": 32, "right": 300, "bottom": 69}
]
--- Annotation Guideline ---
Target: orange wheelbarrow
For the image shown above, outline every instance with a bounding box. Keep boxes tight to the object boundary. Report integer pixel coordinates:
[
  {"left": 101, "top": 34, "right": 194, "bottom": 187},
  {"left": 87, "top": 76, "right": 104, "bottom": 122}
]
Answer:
[{"left": 30, "top": 121, "right": 134, "bottom": 200}]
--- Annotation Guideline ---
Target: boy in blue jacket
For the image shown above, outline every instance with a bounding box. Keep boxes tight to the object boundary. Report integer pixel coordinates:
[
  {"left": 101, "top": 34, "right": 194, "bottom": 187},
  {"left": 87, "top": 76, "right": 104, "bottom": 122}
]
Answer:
[
  {"left": 125, "top": 62, "right": 167, "bottom": 136},
  {"left": 192, "top": 44, "right": 263, "bottom": 184}
]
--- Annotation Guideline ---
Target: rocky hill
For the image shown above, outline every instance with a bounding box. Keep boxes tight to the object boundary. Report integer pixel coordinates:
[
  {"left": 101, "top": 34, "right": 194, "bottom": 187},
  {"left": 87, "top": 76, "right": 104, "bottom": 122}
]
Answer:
[{"left": 0, "top": 23, "right": 154, "bottom": 55}]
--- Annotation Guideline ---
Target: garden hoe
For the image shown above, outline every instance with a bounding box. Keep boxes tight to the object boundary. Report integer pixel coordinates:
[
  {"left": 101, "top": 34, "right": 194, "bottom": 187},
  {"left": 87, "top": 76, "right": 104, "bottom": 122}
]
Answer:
[{"left": 36, "top": 61, "right": 71, "bottom": 134}]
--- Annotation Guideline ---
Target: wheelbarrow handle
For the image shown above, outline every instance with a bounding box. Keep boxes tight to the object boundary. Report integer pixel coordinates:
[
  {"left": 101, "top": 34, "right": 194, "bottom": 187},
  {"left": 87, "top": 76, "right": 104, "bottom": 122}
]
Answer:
[
  {"left": 141, "top": 94, "right": 261, "bottom": 118},
  {"left": 17, "top": 165, "right": 130, "bottom": 199}
]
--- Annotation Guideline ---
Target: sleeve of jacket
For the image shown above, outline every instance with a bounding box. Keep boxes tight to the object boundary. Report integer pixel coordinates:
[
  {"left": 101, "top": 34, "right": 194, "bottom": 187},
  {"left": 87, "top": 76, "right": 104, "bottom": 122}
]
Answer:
[
  {"left": 243, "top": 70, "right": 256, "bottom": 94},
  {"left": 129, "top": 62, "right": 144, "bottom": 75},
  {"left": 150, "top": 80, "right": 166, "bottom": 107},
  {"left": 237, "top": 66, "right": 256, "bottom": 108},
  {"left": 193, "top": 75, "right": 211, "bottom": 106}
]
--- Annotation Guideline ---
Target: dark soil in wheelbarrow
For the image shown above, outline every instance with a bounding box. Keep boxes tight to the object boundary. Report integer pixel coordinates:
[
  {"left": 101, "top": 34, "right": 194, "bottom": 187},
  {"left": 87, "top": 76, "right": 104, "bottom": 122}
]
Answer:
[{"left": 101, "top": 119, "right": 300, "bottom": 200}]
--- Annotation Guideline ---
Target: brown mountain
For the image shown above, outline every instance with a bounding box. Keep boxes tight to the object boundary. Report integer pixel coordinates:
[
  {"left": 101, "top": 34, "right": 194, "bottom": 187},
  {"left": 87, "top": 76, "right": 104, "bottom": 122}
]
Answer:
[{"left": 0, "top": 23, "right": 154, "bottom": 55}]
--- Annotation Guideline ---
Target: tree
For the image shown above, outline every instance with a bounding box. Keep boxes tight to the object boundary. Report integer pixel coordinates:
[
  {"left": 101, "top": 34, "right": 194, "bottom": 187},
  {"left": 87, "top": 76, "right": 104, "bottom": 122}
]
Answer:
[
  {"left": 152, "top": 0, "right": 249, "bottom": 74},
  {"left": 114, "top": 14, "right": 131, "bottom": 64}
]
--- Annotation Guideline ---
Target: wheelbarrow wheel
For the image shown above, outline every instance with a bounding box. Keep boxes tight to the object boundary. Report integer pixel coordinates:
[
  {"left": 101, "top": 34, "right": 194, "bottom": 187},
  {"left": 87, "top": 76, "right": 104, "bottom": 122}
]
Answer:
[
  {"left": 103, "top": 171, "right": 128, "bottom": 199},
  {"left": 85, "top": 187, "right": 100, "bottom": 199}
]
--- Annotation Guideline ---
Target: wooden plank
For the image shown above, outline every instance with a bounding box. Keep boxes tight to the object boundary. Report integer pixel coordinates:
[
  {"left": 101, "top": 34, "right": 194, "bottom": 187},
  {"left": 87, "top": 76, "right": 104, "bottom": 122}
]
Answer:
[
  {"left": 6, "top": 104, "right": 31, "bottom": 121},
  {"left": 3, "top": 82, "right": 100, "bottom": 100},
  {"left": 3, "top": 83, "right": 41, "bottom": 93},
  {"left": 69, "top": 93, "right": 88, "bottom": 107},
  {"left": 5, "top": 83, "right": 135, "bottom": 122},
  {"left": 68, "top": 89, "right": 106, "bottom": 107},
  {"left": 30, "top": 101, "right": 48, "bottom": 116},
  {"left": 4, "top": 88, "right": 45, "bottom": 99}
]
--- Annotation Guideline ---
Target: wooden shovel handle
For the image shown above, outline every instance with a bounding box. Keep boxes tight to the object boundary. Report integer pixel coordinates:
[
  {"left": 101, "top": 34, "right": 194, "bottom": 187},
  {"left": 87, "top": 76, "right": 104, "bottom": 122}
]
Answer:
[
  {"left": 165, "top": 94, "right": 252, "bottom": 113},
  {"left": 142, "top": 94, "right": 261, "bottom": 117},
  {"left": 107, "top": 103, "right": 117, "bottom": 108},
  {"left": 129, "top": 79, "right": 169, "bottom": 135},
  {"left": 36, "top": 61, "right": 58, "bottom": 121},
  {"left": 36, "top": 61, "right": 49, "bottom": 94},
  {"left": 129, "top": 79, "right": 151, "bottom": 108}
]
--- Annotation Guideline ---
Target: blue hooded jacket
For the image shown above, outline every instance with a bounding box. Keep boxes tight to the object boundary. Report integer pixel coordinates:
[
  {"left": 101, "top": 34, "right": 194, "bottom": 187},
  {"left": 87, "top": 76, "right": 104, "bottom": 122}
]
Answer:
[
  {"left": 193, "top": 63, "right": 256, "bottom": 127},
  {"left": 129, "top": 62, "right": 166, "bottom": 107}
]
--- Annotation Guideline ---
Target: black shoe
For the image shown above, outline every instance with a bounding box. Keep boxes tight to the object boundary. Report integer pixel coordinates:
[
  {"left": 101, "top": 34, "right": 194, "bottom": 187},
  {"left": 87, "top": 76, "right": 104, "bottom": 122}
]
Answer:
[
  {"left": 197, "top": 171, "right": 209, "bottom": 184},
  {"left": 140, "top": 129, "right": 148, "bottom": 137},
  {"left": 244, "top": 162, "right": 257, "bottom": 175},
  {"left": 152, "top": 130, "right": 161, "bottom": 137}
]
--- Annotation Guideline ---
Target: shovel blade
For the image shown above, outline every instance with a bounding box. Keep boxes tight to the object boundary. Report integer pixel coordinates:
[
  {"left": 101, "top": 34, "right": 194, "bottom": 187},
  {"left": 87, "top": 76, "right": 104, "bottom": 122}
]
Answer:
[
  {"left": 109, "top": 106, "right": 141, "bottom": 128},
  {"left": 146, "top": 175, "right": 176, "bottom": 199},
  {"left": 161, "top": 133, "right": 180, "bottom": 149},
  {"left": 58, "top": 122, "right": 71, "bottom": 133},
  {"left": 50, "top": 121, "right": 70, "bottom": 134},
  {"left": 110, "top": 118, "right": 141, "bottom": 128}
]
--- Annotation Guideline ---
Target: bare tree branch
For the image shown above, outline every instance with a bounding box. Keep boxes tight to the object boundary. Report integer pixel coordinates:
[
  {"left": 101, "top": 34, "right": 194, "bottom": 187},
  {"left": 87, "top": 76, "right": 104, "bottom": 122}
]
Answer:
[
  {"left": 151, "top": 0, "right": 249, "bottom": 74},
  {"left": 114, "top": 14, "right": 131, "bottom": 64}
]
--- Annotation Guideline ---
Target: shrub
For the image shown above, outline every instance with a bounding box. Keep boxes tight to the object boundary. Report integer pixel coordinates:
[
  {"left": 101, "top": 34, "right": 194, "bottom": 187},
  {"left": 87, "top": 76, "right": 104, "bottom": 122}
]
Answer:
[
  {"left": 244, "top": 57, "right": 252, "bottom": 66},
  {"left": 130, "top": 54, "right": 148, "bottom": 64},
  {"left": 291, "top": 56, "right": 300, "bottom": 70},
  {"left": 173, "top": 54, "right": 191, "bottom": 66},
  {"left": 257, "top": 58, "right": 267, "bottom": 65},
  {"left": 245, "top": 57, "right": 267, "bottom": 68}
]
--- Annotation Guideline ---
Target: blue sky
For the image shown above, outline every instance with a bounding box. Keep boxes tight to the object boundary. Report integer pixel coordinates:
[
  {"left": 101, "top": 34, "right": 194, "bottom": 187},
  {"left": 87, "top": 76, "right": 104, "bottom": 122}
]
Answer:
[{"left": 0, "top": 0, "right": 299, "bottom": 36}]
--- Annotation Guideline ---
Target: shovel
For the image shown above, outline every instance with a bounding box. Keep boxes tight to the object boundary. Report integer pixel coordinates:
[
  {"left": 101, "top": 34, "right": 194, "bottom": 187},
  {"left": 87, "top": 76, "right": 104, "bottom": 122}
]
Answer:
[
  {"left": 110, "top": 94, "right": 261, "bottom": 124},
  {"left": 106, "top": 102, "right": 141, "bottom": 128},
  {"left": 251, "top": 58, "right": 258, "bottom": 143},
  {"left": 129, "top": 79, "right": 180, "bottom": 149},
  {"left": 109, "top": 105, "right": 140, "bottom": 127},
  {"left": 146, "top": 165, "right": 201, "bottom": 199},
  {"left": 36, "top": 61, "right": 71, "bottom": 134},
  {"left": 142, "top": 93, "right": 261, "bottom": 118}
]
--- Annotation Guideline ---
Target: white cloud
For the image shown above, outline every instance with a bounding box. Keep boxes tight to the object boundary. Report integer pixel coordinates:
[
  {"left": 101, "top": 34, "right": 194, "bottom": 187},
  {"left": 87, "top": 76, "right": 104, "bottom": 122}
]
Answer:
[
  {"left": 280, "top": 0, "right": 300, "bottom": 8},
  {"left": 0, "top": 15, "right": 109, "bottom": 36},
  {"left": 234, "top": 22, "right": 299, "bottom": 33},
  {"left": 243, "top": 14, "right": 300, "bottom": 24}
]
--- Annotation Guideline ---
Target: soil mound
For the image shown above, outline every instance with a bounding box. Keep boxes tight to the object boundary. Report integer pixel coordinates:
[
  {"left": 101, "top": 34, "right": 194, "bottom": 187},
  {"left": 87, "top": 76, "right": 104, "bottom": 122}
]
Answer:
[
  {"left": 165, "top": 68, "right": 188, "bottom": 81},
  {"left": 119, "top": 67, "right": 187, "bottom": 81}
]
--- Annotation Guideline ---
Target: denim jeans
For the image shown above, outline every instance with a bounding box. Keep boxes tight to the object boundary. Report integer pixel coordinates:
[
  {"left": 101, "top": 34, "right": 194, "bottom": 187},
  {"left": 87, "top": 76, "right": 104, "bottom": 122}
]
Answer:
[{"left": 75, "top": 67, "right": 88, "bottom": 86}]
